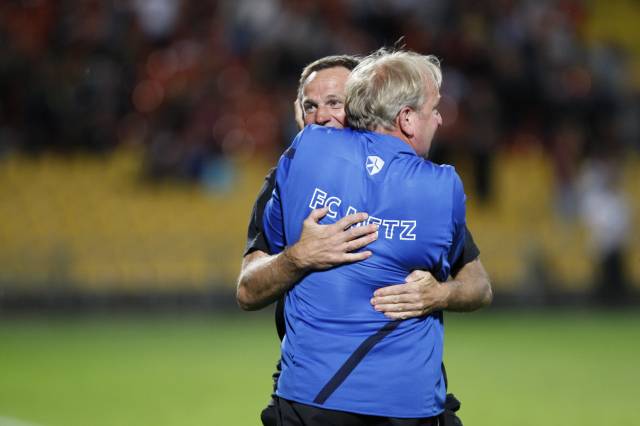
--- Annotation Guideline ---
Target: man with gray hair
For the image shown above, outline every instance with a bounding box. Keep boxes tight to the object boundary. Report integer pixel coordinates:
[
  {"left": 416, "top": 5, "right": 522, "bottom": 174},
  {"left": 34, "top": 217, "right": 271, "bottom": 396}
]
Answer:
[
  {"left": 345, "top": 50, "right": 443, "bottom": 156},
  {"left": 262, "top": 48, "right": 477, "bottom": 425}
]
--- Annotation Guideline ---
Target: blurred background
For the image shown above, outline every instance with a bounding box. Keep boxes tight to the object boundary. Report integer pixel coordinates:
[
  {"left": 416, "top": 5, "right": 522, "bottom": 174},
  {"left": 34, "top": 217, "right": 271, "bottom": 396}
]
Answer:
[{"left": 0, "top": 0, "right": 639, "bottom": 425}]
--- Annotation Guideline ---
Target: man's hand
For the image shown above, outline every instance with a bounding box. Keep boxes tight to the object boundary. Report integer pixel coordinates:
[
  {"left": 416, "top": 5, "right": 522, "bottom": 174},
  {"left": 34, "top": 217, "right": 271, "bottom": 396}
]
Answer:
[
  {"left": 286, "top": 207, "right": 379, "bottom": 271},
  {"left": 370, "top": 258, "right": 492, "bottom": 319},
  {"left": 294, "top": 99, "right": 305, "bottom": 130},
  {"left": 370, "top": 270, "right": 449, "bottom": 319},
  {"left": 237, "top": 207, "right": 378, "bottom": 311}
]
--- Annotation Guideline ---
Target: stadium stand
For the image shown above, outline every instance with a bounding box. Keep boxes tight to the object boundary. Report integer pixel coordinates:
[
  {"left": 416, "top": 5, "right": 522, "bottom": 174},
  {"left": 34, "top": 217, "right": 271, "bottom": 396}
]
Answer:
[
  {"left": 0, "top": 0, "right": 638, "bottom": 304},
  {"left": 0, "top": 150, "right": 272, "bottom": 293},
  {"left": 0, "top": 148, "right": 637, "bottom": 297}
]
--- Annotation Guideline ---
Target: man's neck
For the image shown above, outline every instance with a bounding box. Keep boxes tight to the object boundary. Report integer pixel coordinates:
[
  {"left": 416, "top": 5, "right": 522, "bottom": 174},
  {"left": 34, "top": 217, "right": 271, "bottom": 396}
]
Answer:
[{"left": 374, "top": 126, "right": 414, "bottom": 151}]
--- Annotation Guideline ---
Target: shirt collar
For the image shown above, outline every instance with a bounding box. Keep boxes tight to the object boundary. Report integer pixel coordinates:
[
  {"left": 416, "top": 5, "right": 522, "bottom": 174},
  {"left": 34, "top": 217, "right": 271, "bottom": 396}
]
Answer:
[{"left": 360, "top": 129, "right": 417, "bottom": 156}]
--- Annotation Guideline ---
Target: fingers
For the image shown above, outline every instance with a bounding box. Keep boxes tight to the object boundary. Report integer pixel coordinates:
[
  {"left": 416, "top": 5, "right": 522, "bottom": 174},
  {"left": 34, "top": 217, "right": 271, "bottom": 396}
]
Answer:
[
  {"left": 371, "top": 295, "right": 431, "bottom": 319},
  {"left": 370, "top": 292, "right": 416, "bottom": 306},
  {"left": 306, "top": 207, "right": 329, "bottom": 224},
  {"left": 372, "top": 283, "right": 412, "bottom": 298},
  {"left": 381, "top": 310, "right": 426, "bottom": 320},
  {"left": 405, "top": 269, "right": 429, "bottom": 283},
  {"left": 335, "top": 212, "right": 369, "bottom": 231},
  {"left": 345, "top": 222, "right": 378, "bottom": 240},
  {"left": 305, "top": 209, "right": 372, "bottom": 232},
  {"left": 372, "top": 298, "right": 428, "bottom": 319},
  {"left": 341, "top": 250, "right": 373, "bottom": 263},
  {"left": 305, "top": 211, "right": 375, "bottom": 243},
  {"left": 373, "top": 302, "right": 422, "bottom": 312},
  {"left": 343, "top": 229, "right": 378, "bottom": 252}
]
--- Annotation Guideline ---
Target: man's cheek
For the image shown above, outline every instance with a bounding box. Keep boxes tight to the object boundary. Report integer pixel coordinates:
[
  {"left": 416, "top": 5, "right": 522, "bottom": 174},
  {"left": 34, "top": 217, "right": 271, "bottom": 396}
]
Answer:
[{"left": 303, "top": 115, "right": 315, "bottom": 126}]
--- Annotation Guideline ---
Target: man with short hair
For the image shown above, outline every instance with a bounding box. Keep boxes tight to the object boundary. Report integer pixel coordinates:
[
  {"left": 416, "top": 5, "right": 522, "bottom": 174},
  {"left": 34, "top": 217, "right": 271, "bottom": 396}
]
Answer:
[{"left": 260, "top": 48, "right": 485, "bottom": 425}]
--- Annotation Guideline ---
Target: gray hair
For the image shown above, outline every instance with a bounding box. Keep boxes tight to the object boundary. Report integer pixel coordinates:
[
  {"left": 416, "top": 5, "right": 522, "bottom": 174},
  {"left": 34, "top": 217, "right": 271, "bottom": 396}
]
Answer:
[
  {"left": 297, "top": 55, "right": 361, "bottom": 103},
  {"left": 345, "top": 49, "right": 442, "bottom": 131}
]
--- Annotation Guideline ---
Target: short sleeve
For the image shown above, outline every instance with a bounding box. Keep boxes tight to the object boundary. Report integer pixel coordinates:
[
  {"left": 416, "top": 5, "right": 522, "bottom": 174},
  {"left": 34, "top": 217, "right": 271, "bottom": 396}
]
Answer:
[
  {"left": 447, "top": 170, "right": 467, "bottom": 273},
  {"left": 243, "top": 168, "right": 277, "bottom": 256},
  {"left": 450, "top": 226, "right": 480, "bottom": 277}
]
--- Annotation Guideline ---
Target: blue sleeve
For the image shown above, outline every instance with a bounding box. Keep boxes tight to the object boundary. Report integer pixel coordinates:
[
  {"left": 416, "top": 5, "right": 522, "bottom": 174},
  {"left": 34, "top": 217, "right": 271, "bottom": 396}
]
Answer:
[
  {"left": 262, "top": 131, "right": 304, "bottom": 254},
  {"left": 447, "top": 170, "right": 467, "bottom": 274}
]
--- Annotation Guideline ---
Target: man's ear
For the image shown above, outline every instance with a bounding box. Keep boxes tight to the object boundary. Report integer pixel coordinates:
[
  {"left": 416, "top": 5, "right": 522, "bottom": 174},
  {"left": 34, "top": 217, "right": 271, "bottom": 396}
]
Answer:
[
  {"left": 294, "top": 99, "right": 305, "bottom": 131},
  {"left": 397, "top": 106, "right": 415, "bottom": 137}
]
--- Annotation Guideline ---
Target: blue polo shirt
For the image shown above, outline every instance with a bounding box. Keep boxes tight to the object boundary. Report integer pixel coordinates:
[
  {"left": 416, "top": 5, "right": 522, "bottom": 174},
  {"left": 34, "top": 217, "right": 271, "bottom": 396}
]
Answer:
[{"left": 263, "top": 125, "right": 466, "bottom": 418}]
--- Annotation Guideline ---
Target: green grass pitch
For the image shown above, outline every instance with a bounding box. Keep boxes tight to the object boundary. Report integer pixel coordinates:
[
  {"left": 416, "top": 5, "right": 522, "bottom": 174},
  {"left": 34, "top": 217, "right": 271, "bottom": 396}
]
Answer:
[{"left": 0, "top": 309, "right": 638, "bottom": 426}]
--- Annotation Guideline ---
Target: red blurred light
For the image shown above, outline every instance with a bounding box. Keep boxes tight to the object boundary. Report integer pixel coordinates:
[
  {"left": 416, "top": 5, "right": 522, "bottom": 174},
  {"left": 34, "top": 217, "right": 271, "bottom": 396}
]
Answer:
[{"left": 132, "top": 80, "right": 164, "bottom": 113}]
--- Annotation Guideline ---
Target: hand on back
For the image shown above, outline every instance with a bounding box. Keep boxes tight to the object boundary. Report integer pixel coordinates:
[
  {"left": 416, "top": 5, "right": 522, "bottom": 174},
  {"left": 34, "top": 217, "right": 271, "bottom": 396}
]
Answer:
[{"left": 286, "top": 207, "right": 379, "bottom": 271}]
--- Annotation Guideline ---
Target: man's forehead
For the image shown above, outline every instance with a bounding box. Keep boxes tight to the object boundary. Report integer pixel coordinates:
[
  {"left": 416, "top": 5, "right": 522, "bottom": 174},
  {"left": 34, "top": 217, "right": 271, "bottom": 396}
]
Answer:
[
  {"left": 302, "top": 66, "right": 350, "bottom": 94},
  {"left": 304, "top": 70, "right": 319, "bottom": 86}
]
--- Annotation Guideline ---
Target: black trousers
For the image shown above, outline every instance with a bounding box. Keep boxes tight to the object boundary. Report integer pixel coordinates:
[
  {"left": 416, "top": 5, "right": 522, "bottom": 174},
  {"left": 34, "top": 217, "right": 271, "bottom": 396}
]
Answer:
[
  {"left": 264, "top": 397, "right": 439, "bottom": 426},
  {"left": 262, "top": 395, "right": 462, "bottom": 426}
]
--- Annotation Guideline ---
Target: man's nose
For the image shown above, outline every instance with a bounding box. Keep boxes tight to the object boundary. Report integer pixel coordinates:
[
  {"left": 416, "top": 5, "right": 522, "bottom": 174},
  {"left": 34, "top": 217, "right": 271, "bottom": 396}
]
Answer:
[{"left": 315, "top": 105, "right": 331, "bottom": 125}]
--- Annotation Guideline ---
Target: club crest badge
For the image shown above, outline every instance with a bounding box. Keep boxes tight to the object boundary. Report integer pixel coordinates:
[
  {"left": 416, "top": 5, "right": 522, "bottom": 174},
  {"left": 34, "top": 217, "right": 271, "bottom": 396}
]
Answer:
[{"left": 366, "top": 156, "right": 384, "bottom": 176}]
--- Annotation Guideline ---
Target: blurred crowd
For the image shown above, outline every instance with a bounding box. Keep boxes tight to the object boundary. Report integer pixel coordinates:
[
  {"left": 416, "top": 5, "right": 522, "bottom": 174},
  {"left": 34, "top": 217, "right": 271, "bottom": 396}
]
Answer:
[
  {"left": 1, "top": 0, "right": 638, "bottom": 183},
  {"left": 0, "top": 0, "right": 638, "bottom": 299}
]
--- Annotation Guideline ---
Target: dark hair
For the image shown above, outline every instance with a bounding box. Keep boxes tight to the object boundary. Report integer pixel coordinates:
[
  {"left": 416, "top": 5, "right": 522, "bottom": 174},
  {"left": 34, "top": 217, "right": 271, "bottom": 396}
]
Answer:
[{"left": 297, "top": 55, "right": 360, "bottom": 101}]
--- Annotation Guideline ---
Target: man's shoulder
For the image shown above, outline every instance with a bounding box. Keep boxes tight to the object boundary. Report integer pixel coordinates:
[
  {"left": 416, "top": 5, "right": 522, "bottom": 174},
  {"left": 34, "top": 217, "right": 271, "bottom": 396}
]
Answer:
[
  {"left": 299, "top": 125, "right": 358, "bottom": 145},
  {"left": 409, "top": 159, "right": 459, "bottom": 182},
  {"left": 264, "top": 166, "right": 277, "bottom": 182},
  {"left": 293, "top": 125, "right": 361, "bottom": 159},
  {"left": 396, "top": 160, "right": 463, "bottom": 203}
]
